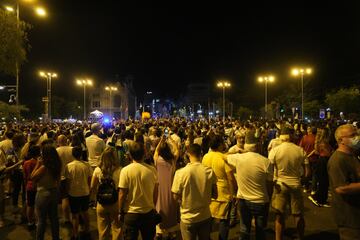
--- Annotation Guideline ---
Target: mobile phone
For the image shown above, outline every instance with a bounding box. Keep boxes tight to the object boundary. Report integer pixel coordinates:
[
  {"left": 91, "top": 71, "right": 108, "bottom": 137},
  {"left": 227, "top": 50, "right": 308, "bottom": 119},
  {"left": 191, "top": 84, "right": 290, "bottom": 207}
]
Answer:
[{"left": 164, "top": 129, "right": 169, "bottom": 137}]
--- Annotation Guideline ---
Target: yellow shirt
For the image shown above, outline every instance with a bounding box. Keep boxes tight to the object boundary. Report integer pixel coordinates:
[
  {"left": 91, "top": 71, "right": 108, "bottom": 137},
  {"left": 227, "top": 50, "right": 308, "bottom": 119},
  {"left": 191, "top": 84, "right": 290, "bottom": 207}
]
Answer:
[
  {"left": 202, "top": 151, "right": 234, "bottom": 219},
  {"left": 202, "top": 151, "right": 233, "bottom": 202}
]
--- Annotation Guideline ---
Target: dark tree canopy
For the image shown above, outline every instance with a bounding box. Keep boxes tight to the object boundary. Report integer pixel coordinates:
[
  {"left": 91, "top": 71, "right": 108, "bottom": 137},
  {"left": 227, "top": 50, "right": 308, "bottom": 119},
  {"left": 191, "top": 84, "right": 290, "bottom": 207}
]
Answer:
[{"left": 0, "top": 9, "right": 30, "bottom": 76}]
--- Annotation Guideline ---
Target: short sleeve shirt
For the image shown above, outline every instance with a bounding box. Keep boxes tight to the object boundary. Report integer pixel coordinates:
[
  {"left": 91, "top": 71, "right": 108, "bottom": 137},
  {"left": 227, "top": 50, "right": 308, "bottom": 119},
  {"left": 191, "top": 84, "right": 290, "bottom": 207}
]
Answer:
[
  {"left": 65, "top": 160, "right": 93, "bottom": 197},
  {"left": 118, "top": 162, "right": 158, "bottom": 214},
  {"left": 171, "top": 162, "right": 216, "bottom": 224},
  {"left": 227, "top": 152, "right": 273, "bottom": 203},
  {"left": 202, "top": 151, "right": 233, "bottom": 201},
  {"left": 86, "top": 135, "right": 106, "bottom": 168},
  {"left": 56, "top": 146, "right": 74, "bottom": 180},
  {"left": 23, "top": 159, "right": 37, "bottom": 191},
  {"left": 93, "top": 166, "right": 122, "bottom": 187},
  {"left": 268, "top": 142, "right": 308, "bottom": 187},
  {"left": 328, "top": 151, "right": 360, "bottom": 228}
]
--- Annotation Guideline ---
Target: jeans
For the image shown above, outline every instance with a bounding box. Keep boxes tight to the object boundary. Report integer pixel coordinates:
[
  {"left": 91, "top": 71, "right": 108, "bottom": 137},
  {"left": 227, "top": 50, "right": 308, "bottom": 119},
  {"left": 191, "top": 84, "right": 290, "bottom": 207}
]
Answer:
[
  {"left": 215, "top": 201, "right": 232, "bottom": 240},
  {"left": 219, "top": 218, "right": 230, "bottom": 240},
  {"left": 311, "top": 161, "right": 319, "bottom": 193},
  {"left": 35, "top": 188, "right": 60, "bottom": 240},
  {"left": 238, "top": 199, "right": 269, "bottom": 240},
  {"left": 180, "top": 218, "right": 212, "bottom": 240},
  {"left": 123, "top": 209, "right": 157, "bottom": 240},
  {"left": 314, "top": 156, "right": 329, "bottom": 204},
  {"left": 230, "top": 198, "right": 239, "bottom": 222},
  {"left": 10, "top": 169, "right": 25, "bottom": 207}
]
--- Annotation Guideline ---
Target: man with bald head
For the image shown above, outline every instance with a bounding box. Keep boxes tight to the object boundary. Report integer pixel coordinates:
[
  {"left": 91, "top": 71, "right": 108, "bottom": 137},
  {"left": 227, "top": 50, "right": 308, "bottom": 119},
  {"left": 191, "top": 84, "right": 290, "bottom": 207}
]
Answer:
[
  {"left": 328, "top": 124, "right": 360, "bottom": 240},
  {"left": 56, "top": 134, "right": 73, "bottom": 224}
]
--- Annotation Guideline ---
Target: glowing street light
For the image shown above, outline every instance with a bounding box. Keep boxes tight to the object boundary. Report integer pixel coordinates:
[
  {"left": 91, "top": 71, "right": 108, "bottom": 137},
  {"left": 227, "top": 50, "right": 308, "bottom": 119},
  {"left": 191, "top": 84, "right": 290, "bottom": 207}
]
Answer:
[
  {"left": 35, "top": 7, "right": 47, "bottom": 17},
  {"left": 105, "top": 86, "right": 118, "bottom": 118},
  {"left": 4, "top": 2, "right": 48, "bottom": 108},
  {"left": 258, "top": 75, "right": 275, "bottom": 119},
  {"left": 5, "top": 6, "right": 14, "bottom": 12},
  {"left": 217, "top": 81, "right": 231, "bottom": 121},
  {"left": 291, "top": 67, "right": 312, "bottom": 120},
  {"left": 39, "top": 71, "right": 58, "bottom": 121},
  {"left": 76, "top": 79, "right": 93, "bottom": 120}
]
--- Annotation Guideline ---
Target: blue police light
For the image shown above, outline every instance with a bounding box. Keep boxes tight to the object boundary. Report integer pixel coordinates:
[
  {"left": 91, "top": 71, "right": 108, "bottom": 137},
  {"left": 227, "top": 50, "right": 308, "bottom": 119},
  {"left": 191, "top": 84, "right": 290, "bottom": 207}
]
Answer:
[{"left": 103, "top": 118, "right": 110, "bottom": 124}]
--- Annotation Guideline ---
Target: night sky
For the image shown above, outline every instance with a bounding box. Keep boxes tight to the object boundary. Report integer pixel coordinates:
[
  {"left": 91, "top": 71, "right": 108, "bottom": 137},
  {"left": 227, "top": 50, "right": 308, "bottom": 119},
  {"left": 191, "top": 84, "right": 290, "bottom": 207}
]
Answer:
[{"left": 2, "top": 2, "right": 360, "bottom": 114}]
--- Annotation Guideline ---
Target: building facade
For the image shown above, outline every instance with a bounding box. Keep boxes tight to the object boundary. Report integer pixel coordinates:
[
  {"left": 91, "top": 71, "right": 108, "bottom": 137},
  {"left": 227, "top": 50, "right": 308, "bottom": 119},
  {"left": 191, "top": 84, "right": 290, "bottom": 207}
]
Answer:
[{"left": 89, "top": 75, "right": 136, "bottom": 119}]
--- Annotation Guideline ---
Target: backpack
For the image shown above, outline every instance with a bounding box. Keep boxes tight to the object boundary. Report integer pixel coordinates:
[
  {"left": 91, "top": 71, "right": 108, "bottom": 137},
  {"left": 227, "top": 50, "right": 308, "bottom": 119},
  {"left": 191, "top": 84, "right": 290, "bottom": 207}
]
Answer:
[{"left": 96, "top": 176, "right": 118, "bottom": 205}]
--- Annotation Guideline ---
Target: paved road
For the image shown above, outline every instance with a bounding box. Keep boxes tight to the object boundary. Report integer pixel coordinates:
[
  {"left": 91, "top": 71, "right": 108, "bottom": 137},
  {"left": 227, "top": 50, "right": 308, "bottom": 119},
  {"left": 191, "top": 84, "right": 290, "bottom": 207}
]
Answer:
[{"left": 0, "top": 192, "right": 339, "bottom": 240}]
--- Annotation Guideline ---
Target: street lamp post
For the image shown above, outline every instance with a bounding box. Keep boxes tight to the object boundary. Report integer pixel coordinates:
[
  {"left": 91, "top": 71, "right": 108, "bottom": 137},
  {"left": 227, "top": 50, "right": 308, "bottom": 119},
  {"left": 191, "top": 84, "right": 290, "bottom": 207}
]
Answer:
[
  {"left": 258, "top": 75, "right": 275, "bottom": 119},
  {"left": 105, "top": 86, "right": 118, "bottom": 119},
  {"left": 291, "top": 68, "right": 312, "bottom": 120},
  {"left": 217, "top": 81, "right": 231, "bottom": 121},
  {"left": 76, "top": 79, "right": 93, "bottom": 120},
  {"left": 4, "top": 4, "right": 47, "bottom": 107},
  {"left": 39, "top": 71, "right": 57, "bottom": 121}
]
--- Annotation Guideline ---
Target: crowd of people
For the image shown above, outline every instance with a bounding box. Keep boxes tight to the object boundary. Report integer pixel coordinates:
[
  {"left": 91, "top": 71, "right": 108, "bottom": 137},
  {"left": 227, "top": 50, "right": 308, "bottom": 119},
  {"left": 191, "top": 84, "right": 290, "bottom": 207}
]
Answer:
[{"left": 0, "top": 117, "right": 359, "bottom": 240}]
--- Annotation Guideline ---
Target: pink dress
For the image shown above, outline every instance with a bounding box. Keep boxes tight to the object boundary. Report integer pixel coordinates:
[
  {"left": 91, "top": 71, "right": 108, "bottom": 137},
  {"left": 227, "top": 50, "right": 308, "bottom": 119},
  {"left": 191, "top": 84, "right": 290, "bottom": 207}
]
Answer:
[{"left": 155, "top": 156, "right": 178, "bottom": 229}]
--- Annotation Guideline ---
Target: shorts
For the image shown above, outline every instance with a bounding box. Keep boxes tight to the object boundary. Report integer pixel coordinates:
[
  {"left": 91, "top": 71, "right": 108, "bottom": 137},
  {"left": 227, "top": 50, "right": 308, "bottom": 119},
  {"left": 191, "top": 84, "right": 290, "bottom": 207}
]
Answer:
[
  {"left": 68, "top": 195, "right": 89, "bottom": 214},
  {"left": 272, "top": 183, "right": 304, "bottom": 215},
  {"left": 26, "top": 190, "right": 37, "bottom": 207},
  {"left": 59, "top": 179, "right": 68, "bottom": 200}
]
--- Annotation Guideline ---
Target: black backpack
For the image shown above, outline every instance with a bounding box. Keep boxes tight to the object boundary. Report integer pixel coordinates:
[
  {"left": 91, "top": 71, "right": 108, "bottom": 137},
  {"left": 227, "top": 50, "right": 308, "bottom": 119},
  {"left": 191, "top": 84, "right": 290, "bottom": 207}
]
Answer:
[{"left": 97, "top": 176, "right": 118, "bottom": 205}]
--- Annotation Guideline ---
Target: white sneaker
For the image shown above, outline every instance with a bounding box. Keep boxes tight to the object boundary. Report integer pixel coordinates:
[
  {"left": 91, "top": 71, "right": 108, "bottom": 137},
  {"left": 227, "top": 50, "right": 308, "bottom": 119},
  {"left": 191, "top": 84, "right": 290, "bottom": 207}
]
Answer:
[
  {"left": 308, "top": 195, "right": 320, "bottom": 207},
  {"left": 320, "top": 203, "right": 331, "bottom": 208}
]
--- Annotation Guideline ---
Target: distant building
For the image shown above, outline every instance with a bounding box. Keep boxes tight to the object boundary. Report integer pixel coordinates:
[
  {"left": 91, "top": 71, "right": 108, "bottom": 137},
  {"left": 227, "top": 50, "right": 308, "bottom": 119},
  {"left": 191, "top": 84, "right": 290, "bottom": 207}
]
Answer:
[
  {"left": 141, "top": 92, "right": 174, "bottom": 118},
  {"left": 89, "top": 75, "right": 136, "bottom": 120},
  {"left": 182, "top": 83, "right": 211, "bottom": 116}
]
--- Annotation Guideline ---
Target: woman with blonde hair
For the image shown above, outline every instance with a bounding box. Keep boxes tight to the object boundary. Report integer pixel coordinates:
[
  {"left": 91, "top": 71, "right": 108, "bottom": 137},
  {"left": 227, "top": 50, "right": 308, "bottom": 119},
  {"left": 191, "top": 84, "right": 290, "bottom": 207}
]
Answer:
[{"left": 91, "top": 146, "right": 122, "bottom": 240}]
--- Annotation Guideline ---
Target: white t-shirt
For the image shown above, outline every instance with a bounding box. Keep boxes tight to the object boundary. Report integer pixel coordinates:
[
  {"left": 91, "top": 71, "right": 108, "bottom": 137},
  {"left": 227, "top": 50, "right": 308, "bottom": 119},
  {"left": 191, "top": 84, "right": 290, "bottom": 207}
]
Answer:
[
  {"left": 171, "top": 162, "right": 216, "bottom": 224},
  {"left": 268, "top": 142, "right": 309, "bottom": 187},
  {"left": 267, "top": 138, "right": 282, "bottom": 151},
  {"left": 92, "top": 166, "right": 122, "bottom": 187},
  {"left": 118, "top": 162, "right": 158, "bottom": 214},
  {"left": 228, "top": 145, "right": 242, "bottom": 154},
  {"left": 227, "top": 152, "right": 273, "bottom": 203},
  {"left": 86, "top": 134, "right": 105, "bottom": 168},
  {"left": 65, "top": 160, "right": 93, "bottom": 197},
  {"left": 193, "top": 137, "right": 203, "bottom": 146},
  {"left": 56, "top": 146, "right": 74, "bottom": 180}
]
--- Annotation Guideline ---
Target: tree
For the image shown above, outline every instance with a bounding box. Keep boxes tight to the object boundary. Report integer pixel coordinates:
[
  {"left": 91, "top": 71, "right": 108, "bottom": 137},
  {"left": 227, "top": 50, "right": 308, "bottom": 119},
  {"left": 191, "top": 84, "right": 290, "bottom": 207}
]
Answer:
[
  {"left": 52, "top": 96, "right": 81, "bottom": 119},
  {"left": 0, "top": 9, "right": 31, "bottom": 76},
  {"left": 325, "top": 86, "right": 360, "bottom": 117},
  {"left": 236, "top": 106, "right": 254, "bottom": 120},
  {"left": 303, "top": 99, "right": 321, "bottom": 119},
  {"left": 274, "top": 80, "right": 322, "bottom": 119},
  {"left": 0, "top": 101, "right": 28, "bottom": 121}
]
